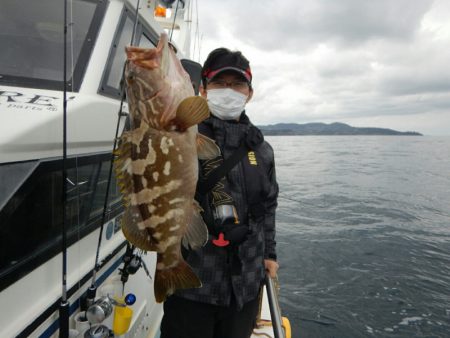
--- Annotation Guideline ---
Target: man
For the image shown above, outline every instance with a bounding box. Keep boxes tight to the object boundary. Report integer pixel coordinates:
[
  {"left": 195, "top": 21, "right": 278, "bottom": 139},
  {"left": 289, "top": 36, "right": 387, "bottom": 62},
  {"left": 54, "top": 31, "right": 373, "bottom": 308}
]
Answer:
[{"left": 160, "top": 47, "right": 279, "bottom": 338}]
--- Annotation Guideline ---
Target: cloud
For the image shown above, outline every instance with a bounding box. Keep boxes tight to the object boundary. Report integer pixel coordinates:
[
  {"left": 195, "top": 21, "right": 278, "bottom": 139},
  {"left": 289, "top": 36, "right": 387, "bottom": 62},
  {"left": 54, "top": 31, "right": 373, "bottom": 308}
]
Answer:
[
  {"left": 196, "top": 0, "right": 450, "bottom": 135},
  {"left": 200, "top": 0, "right": 433, "bottom": 50}
]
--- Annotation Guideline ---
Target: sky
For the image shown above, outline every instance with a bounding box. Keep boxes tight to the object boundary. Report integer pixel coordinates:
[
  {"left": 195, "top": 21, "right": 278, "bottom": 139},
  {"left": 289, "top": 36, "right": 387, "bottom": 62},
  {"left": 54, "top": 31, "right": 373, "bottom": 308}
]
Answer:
[{"left": 190, "top": 0, "right": 450, "bottom": 135}]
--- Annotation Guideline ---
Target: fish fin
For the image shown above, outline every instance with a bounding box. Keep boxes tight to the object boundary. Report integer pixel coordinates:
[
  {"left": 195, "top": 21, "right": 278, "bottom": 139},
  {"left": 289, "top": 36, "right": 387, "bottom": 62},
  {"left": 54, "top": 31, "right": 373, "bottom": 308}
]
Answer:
[
  {"left": 121, "top": 207, "right": 159, "bottom": 251},
  {"left": 154, "top": 257, "right": 202, "bottom": 303},
  {"left": 173, "top": 96, "right": 210, "bottom": 130},
  {"left": 182, "top": 201, "right": 208, "bottom": 250},
  {"left": 114, "top": 133, "right": 134, "bottom": 206},
  {"left": 196, "top": 133, "right": 221, "bottom": 160}
]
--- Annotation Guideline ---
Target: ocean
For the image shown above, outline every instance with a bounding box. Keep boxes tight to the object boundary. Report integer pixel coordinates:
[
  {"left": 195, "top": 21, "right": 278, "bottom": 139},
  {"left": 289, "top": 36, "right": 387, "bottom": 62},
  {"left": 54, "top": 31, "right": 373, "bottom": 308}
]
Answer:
[{"left": 269, "top": 136, "right": 450, "bottom": 338}]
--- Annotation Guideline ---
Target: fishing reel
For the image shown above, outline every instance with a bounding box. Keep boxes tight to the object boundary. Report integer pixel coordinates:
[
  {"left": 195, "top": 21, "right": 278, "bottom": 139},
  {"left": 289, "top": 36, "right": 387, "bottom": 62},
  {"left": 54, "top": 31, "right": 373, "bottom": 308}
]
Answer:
[
  {"left": 119, "top": 244, "right": 152, "bottom": 284},
  {"left": 84, "top": 294, "right": 136, "bottom": 338}
]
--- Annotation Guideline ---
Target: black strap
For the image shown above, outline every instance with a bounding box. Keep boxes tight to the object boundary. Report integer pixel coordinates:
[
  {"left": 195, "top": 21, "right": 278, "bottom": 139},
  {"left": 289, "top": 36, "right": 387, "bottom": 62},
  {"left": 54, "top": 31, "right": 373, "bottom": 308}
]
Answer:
[{"left": 197, "top": 125, "right": 264, "bottom": 195}]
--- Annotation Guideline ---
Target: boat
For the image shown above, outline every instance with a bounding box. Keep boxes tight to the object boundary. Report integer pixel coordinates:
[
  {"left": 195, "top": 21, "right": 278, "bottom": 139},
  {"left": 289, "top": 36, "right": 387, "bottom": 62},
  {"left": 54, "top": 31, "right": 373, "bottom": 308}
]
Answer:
[{"left": 0, "top": 0, "right": 290, "bottom": 337}]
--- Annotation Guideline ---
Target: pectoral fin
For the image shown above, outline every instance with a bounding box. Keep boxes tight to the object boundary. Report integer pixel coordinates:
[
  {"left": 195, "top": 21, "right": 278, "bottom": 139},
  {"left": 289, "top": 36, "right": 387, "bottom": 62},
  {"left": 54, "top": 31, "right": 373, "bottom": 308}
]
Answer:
[
  {"left": 182, "top": 201, "right": 208, "bottom": 250},
  {"left": 174, "top": 96, "right": 210, "bottom": 131},
  {"left": 196, "top": 133, "right": 221, "bottom": 160}
]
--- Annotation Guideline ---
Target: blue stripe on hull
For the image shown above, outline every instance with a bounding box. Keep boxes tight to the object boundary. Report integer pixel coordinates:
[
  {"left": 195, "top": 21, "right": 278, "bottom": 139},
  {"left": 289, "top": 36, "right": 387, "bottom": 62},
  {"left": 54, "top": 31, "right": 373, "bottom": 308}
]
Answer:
[{"left": 38, "top": 255, "right": 124, "bottom": 338}]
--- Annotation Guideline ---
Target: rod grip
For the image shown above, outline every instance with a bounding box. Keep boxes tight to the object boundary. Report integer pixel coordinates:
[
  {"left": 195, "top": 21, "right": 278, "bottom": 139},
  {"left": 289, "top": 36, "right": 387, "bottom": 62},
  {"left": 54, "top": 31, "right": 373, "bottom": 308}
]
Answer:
[{"left": 59, "top": 301, "right": 70, "bottom": 338}]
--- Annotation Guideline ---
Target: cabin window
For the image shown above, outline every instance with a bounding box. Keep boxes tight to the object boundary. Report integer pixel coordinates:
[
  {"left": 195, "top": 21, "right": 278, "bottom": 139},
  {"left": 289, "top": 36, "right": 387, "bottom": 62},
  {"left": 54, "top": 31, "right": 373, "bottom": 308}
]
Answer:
[
  {"left": 99, "top": 8, "right": 159, "bottom": 98},
  {"left": 139, "top": 33, "right": 156, "bottom": 49},
  {"left": 0, "top": 154, "right": 123, "bottom": 292},
  {"left": 0, "top": 0, "right": 107, "bottom": 91}
]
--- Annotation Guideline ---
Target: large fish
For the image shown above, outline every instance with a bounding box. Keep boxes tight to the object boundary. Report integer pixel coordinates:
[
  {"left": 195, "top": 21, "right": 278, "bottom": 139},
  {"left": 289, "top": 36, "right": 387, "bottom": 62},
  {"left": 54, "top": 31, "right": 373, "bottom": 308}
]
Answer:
[{"left": 115, "top": 33, "right": 219, "bottom": 302}]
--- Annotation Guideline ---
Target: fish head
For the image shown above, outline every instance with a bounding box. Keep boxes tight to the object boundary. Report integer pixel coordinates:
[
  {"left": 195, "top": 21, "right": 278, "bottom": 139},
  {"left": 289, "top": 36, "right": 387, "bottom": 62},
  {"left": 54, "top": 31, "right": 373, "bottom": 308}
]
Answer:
[{"left": 125, "top": 33, "right": 194, "bottom": 130}]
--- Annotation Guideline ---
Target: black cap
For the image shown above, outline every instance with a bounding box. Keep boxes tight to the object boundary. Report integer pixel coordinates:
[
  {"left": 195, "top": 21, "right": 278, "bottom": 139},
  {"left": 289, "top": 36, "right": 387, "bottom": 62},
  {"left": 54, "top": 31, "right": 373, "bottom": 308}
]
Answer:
[{"left": 201, "top": 48, "right": 252, "bottom": 87}]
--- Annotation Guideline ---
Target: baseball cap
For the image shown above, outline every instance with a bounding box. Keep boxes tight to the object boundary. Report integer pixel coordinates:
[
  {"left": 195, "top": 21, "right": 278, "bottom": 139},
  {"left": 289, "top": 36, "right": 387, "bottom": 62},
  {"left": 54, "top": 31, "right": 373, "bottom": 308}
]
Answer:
[{"left": 202, "top": 48, "right": 252, "bottom": 85}]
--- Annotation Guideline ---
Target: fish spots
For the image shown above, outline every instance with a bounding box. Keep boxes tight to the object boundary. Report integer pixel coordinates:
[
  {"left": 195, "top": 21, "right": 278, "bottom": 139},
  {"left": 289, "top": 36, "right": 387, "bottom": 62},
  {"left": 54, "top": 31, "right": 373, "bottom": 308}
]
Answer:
[
  {"left": 169, "top": 224, "right": 180, "bottom": 232},
  {"left": 127, "top": 139, "right": 156, "bottom": 175},
  {"left": 163, "top": 161, "right": 171, "bottom": 175},
  {"left": 141, "top": 176, "right": 148, "bottom": 188},
  {"left": 178, "top": 154, "right": 183, "bottom": 163},
  {"left": 148, "top": 209, "right": 185, "bottom": 227},
  {"left": 160, "top": 136, "right": 174, "bottom": 155},
  {"left": 137, "top": 101, "right": 147, "bottom": 123},
  {"left": 128, "top": 122, "right": 147, "bottom": 152},
  {"left": 153, "top": 171, "right": 159, "bottom": 182},
  {"left": 147, "top": 138, "right": 156, "bottom": 164},
  {"left": 169, "top": 197, "right": 185, "bottom": 205},
  {"left": 148, "top": 96, "right": 163, "bottom": 116},
  {"left": 129, "top": 159, "right": 152, "bottom": 175},
  {"left": 139, "top": 203, "right": 152, "bottom": 221},
  {"left": 155, "top": 235, "right": 179, "bottom": 252},
  {"left": 130, "top": 179, "right": 182, "bottom": 205},
  {"left": 122, "top": 158, "right": 132, "bottom": 172}
]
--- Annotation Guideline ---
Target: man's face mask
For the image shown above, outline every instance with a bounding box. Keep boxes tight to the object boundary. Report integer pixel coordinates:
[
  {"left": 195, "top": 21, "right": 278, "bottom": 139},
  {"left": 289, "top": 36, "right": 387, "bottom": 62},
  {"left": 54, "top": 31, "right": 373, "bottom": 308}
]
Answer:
[{"left": 206, "top": 88, "right": 248, "bottom": 120}]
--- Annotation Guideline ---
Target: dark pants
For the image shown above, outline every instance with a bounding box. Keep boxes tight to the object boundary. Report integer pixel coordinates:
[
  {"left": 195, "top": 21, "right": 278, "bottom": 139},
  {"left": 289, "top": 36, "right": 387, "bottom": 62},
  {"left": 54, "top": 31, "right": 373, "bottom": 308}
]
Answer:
[{"left": 160, "top": 295, "right": 259, "bottom": 338}]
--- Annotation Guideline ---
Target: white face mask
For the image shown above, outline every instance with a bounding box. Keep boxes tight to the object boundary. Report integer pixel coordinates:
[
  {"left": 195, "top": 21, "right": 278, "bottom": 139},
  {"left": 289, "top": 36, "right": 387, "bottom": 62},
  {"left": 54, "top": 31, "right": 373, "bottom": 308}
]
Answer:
[{"left": 206, "top": 88, "right": 248, "bottom": 120}]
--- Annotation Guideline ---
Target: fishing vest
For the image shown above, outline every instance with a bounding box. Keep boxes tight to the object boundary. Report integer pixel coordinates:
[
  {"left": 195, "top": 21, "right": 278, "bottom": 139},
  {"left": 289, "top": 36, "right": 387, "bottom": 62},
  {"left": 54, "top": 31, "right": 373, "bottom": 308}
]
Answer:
[{"left": 195, "top": 115, "right": 269, "bottom": 246}]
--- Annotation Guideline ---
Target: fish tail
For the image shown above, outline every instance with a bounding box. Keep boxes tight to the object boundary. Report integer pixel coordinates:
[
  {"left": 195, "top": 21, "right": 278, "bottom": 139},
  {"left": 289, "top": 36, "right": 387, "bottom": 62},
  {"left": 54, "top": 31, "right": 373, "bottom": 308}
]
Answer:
[{"left": 154, "top": 257, "right": 201, "bottom": 303}]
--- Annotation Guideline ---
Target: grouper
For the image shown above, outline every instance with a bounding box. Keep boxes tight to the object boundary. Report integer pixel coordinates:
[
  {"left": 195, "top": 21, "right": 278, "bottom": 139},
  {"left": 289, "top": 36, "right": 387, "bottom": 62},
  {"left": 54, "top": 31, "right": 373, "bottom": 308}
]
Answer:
[{"left": 114, "top": 33, "right": 219, "bottom": 302}]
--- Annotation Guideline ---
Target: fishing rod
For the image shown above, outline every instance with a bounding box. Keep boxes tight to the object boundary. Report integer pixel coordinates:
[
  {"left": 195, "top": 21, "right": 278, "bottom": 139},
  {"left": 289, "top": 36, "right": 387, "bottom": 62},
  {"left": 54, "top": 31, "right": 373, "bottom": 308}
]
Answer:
[
  {"left": 169, "top": 0, "right": 181, "bottom": 42},
  {"left": 86, "top": 0, "right": 142, "bottom": 306},
  {"left": 59, "top": 0, "right": 70, "bottom": 336}
]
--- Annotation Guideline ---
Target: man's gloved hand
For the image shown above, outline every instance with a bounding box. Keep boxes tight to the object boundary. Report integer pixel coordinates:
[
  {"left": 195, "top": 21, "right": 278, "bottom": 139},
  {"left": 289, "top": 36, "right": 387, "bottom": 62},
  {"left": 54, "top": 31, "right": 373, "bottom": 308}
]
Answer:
[{"left": 212, "top": 205, "right": 248, "bottom": 245}]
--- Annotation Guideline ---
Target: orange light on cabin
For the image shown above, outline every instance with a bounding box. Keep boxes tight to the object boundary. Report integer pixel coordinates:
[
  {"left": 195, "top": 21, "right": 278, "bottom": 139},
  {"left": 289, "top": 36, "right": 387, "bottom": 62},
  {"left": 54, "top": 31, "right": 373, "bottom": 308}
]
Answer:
[{"left": 154, "top": 5, "right": 167, "bottom": 17}]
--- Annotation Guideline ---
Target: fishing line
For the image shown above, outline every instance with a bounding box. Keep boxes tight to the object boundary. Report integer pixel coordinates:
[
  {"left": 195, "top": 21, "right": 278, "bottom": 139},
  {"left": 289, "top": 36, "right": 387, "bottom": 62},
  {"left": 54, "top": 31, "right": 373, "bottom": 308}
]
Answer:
[
  {"left": 59, "top": 0, "right": 70, "bottom": 336},
  {"left": 87, "top": 0, "right": 141, "bottom": 301}
]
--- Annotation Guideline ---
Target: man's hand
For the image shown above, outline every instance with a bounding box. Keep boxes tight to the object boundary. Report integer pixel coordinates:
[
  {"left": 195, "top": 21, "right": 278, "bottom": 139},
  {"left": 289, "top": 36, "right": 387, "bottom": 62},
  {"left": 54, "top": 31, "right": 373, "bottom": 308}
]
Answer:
[{"left": 264, "top": 259, "right": 279, "bottom": 278}]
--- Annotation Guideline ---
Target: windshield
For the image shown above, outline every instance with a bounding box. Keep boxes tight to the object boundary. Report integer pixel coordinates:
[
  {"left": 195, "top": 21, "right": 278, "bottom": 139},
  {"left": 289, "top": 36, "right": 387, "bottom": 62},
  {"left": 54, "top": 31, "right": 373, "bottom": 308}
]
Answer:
[{"left": 0, "top": 0, "right": 100, "bottom": 90}]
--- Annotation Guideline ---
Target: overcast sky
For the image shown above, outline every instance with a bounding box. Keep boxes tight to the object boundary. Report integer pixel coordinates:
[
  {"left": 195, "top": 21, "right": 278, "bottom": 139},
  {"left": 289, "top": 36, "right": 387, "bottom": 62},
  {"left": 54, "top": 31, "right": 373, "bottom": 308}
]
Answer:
[{"left": 191, "top": 0, "right": 450, "bottom": 135}]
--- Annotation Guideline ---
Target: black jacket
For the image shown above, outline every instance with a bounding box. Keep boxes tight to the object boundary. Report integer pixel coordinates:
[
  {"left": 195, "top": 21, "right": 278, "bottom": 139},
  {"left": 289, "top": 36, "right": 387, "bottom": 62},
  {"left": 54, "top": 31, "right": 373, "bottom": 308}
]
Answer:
[{"left": 176, "top": 113, "right": 279, "bottom": 310}]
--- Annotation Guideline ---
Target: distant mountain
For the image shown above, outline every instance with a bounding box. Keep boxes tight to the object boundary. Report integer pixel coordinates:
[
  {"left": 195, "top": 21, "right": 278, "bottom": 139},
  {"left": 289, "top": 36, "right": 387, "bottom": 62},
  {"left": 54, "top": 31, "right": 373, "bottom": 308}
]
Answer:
[{"left": 258, "top": 122, "right": 422, "bottom": 136}]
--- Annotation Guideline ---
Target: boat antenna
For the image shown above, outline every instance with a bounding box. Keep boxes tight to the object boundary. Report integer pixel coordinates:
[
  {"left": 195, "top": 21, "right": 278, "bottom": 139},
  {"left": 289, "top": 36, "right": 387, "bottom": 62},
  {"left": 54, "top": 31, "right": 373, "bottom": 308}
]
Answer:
[
  {"left": 86, "top": 0, "right": 142, "bottom": 305},
  {"left": 59, "top": 0, "right": 70, "bottom": 336},
  {"left": 169, "top": 0, "right": 181, "bottom": 42}
]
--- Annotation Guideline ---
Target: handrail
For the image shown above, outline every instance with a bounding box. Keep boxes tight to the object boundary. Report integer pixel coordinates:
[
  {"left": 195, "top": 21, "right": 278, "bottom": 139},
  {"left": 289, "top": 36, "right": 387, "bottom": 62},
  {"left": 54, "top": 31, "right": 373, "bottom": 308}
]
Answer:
[{"left": 265, "top": 273, "right": 285, "bottom": 338}]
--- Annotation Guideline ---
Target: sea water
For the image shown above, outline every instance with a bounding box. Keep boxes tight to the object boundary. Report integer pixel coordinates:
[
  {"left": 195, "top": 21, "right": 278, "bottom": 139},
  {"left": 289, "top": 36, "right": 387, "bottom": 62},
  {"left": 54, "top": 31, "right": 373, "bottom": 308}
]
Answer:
[{"left": 269, "top": 136, "right": 450, "bottom": 338}]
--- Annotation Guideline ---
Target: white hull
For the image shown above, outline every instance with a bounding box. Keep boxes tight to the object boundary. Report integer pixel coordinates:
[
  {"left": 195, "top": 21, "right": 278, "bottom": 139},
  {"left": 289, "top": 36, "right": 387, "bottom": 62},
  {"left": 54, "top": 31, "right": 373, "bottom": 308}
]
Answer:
[{"left": 0, "top": 0, "right": 192, "bottom": 337}]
